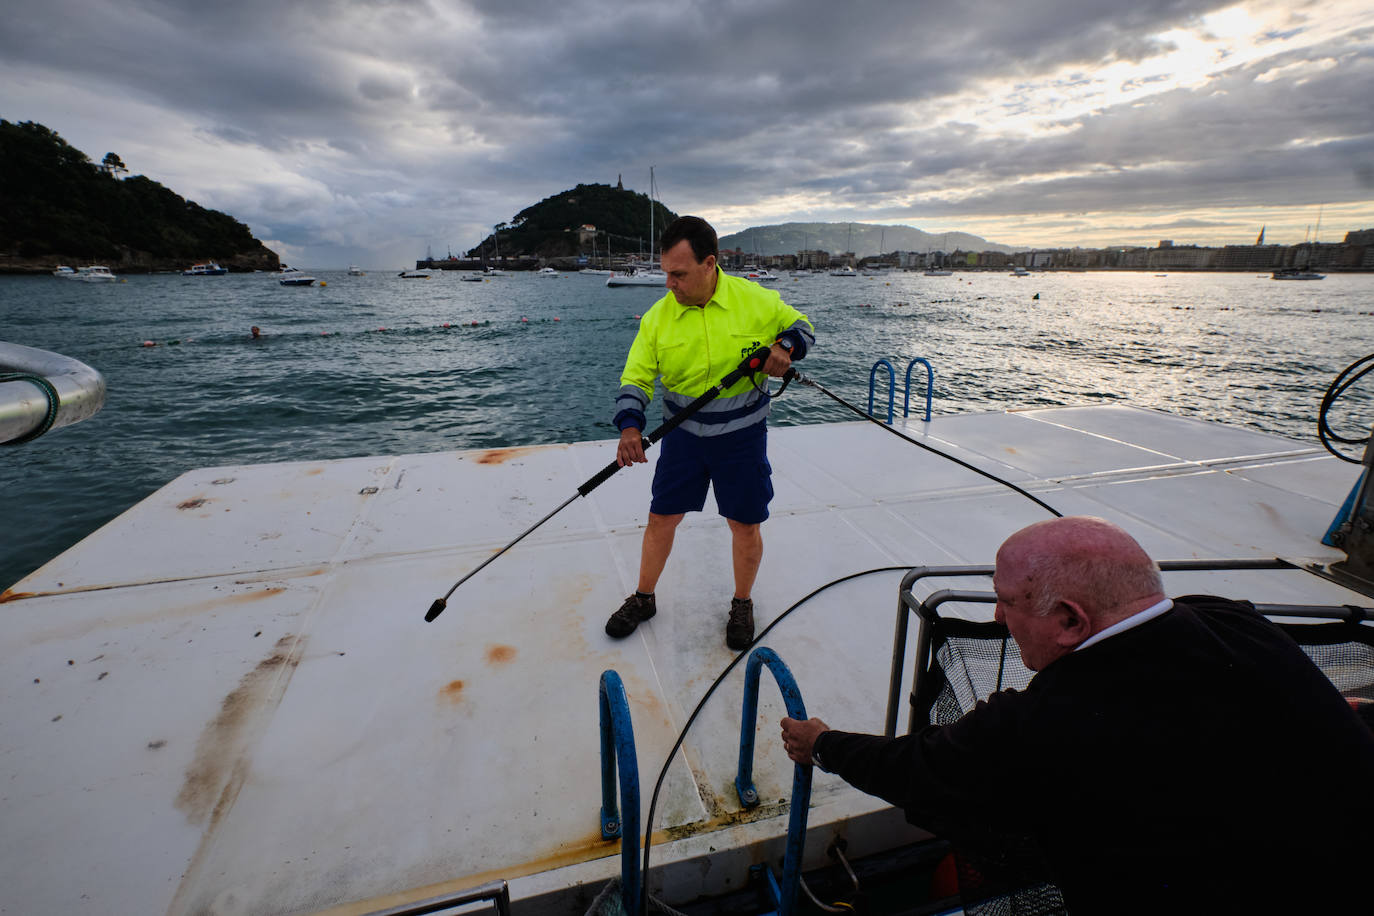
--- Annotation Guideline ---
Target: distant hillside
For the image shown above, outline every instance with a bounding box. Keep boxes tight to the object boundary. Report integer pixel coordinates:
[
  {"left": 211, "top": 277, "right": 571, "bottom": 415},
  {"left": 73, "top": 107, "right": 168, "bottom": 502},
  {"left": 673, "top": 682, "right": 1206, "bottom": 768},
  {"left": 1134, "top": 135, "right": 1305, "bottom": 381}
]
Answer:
[
  {"left": 469, "top": 183, "right": 678, "bottom": 259},
  {"left": 719, "top": 222, "right": 1013, "bottom": 257},
  {"left": 0, "top": 119, "right": 279, "bottom": 273}
]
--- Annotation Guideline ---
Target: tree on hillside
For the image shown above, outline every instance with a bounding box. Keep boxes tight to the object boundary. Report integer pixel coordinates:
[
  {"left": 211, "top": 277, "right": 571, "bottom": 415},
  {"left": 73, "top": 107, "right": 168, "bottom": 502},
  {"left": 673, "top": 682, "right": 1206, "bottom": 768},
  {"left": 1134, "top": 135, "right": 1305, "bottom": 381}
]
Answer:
[
  {"left": 0, "top": 119, "right": 277, "bottom": 269},
  {"left": 100, "top": 152, "right": 128, "bottom": 178}
]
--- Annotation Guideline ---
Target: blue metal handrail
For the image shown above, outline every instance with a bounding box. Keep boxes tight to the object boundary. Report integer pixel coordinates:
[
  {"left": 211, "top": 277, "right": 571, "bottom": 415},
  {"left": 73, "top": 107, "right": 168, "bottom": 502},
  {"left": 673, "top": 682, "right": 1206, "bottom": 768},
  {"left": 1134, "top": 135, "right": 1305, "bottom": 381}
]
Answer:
[
  {"left": 903, "top": 358, "right": 934, "bottom": 423},
  {"left": 599, "top": 670, "right": 642, "bottom": 916},
  {"left": 868, "top": 359, "right": 895, "bottom": 424},
  {"left": 734, "top": 648, "right": 811, "bottom": 916}
]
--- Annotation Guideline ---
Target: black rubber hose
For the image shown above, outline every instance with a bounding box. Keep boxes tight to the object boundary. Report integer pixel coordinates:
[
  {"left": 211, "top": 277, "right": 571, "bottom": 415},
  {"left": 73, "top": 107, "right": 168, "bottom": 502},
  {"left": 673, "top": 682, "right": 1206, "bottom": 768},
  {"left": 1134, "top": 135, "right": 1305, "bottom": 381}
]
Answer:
[{"left": 1318, "top": 353, "right": 1374, "bottom": 463}]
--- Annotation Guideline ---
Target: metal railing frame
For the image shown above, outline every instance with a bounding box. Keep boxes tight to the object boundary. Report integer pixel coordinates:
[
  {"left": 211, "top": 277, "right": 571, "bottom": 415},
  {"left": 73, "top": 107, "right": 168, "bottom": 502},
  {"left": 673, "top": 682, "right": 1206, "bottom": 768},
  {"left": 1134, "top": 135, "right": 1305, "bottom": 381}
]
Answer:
[{"left": 885, "top": 558, "right": 1372, "bottom": 738}]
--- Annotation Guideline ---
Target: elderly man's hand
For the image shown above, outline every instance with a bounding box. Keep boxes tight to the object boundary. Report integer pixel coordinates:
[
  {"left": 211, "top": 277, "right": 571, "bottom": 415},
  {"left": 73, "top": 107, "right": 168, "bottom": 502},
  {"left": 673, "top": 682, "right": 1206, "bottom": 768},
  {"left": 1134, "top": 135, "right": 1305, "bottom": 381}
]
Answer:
[{"left": 780, "top": 716, "right": 829, "bottom": 766}]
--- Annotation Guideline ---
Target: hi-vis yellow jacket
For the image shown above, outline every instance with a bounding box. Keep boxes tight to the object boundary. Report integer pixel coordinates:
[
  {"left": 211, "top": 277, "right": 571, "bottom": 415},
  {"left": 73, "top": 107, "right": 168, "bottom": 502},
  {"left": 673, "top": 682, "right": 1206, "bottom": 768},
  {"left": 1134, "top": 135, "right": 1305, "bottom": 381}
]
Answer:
[{"left": 615, "top": 269, "right": 814, "bottom": 437}]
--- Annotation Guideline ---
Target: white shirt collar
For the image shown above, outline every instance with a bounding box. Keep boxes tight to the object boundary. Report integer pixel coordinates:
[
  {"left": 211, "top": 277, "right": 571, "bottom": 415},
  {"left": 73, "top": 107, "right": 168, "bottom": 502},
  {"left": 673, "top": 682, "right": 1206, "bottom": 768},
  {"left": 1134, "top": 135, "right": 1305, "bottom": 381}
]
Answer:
[{"left": 1075, "top": 597, "right": 1173, "bottom": 652}]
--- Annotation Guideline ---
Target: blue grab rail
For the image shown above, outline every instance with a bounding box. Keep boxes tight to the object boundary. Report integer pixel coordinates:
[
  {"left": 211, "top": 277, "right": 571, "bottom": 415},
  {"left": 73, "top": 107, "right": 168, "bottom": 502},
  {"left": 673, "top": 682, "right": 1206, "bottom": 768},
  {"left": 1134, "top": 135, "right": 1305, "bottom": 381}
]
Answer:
[
  {"left": 904, "top": 358, "right": 934, "bottom": 423},
  {"left": 868, "top": 359, "right": 896, "bottom": 424},
  {"left": 869, "top": 358, "right": 935, "bottom": 424},
  {"left": 598, "top": 670, "right": 642, "bottom": 916},
  {"left": 734, "top": 648, "right": 811, "bottom": 916}
]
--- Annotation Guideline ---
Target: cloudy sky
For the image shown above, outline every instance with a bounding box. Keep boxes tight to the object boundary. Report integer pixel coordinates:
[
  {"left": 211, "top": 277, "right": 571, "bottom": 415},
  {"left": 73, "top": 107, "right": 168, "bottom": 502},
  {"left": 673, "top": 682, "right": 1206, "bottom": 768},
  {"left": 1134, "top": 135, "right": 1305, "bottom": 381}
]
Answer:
[{"left": 3, "top": 0, "right": 1371, "bottom": 267}]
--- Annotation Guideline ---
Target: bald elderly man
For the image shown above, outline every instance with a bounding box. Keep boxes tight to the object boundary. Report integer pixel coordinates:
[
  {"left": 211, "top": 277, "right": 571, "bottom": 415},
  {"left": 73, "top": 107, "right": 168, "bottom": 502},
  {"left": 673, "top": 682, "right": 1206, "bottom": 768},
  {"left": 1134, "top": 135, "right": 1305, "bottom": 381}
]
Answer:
[{"left": 781, "top": 516, "right": 1374, "bottom": 913}]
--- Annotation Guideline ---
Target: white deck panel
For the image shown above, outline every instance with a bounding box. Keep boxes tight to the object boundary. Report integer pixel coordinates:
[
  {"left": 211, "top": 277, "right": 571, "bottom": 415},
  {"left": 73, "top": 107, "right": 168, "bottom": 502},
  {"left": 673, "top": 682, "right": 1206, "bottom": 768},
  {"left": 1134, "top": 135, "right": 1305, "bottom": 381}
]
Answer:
[{"left": 1, "top": 406, "right": 1368, "bottom": 916}]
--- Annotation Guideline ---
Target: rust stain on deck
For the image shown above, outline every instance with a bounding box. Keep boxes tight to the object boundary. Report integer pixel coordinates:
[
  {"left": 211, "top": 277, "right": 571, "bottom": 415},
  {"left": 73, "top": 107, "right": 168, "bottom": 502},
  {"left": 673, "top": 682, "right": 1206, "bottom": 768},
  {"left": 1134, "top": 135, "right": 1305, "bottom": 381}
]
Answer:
[
  {"left": 439, "top": 679, "right": 465, "bottom": 703},
  {"left": 484, "top": 644, "right": 517, "bottom": 665},
  {"left": 177, "top": 498, "right": 209, "bottom": 510},
  {"left": 474, "top": 446, "right": 540, "bottom": 465},
  {"left": 219, "top": 586, "right": 285, "bottom": 605},
  {"left": 0, "top": 589, "right": 37, "bottom": 604},
  {"left": 174, "top": 634, "right": 304, "bottom": 827},
  {"left": 317, "top": 829, "right": 619, "bottom": 916}
]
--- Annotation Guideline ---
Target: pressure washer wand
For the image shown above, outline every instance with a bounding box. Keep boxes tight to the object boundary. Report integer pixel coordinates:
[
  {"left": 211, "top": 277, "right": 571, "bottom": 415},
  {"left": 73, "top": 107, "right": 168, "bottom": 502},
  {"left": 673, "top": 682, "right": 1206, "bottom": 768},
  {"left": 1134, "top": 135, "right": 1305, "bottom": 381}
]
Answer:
[{"left": 425, "top": 346, "right": 779, "bottom": 622}]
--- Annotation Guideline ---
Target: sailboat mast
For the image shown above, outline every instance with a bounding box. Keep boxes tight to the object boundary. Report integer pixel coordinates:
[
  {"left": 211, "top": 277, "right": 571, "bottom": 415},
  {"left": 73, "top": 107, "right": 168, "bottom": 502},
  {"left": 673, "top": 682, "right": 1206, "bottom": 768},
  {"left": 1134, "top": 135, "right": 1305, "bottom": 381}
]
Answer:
[{"left": 649, "top": 165, "right": 656, "bottom": 266}]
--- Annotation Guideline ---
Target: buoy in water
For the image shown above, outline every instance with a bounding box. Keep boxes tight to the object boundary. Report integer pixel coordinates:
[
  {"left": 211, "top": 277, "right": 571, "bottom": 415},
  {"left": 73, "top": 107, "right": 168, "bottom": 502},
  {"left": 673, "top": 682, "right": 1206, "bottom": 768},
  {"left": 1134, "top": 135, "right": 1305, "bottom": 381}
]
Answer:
[
  {"left": 633, "top": 314, "right": 641, "bottom": 320},
  {"left": 1032, "top": 293, "right": 1040, "bottom": 300},
  {"left": 442, "top": 322, "right": 451, "bottom": 328},
  {"left": 554, "top": 317, "right": 560, "bottom": 322},
  {"left": 521, "top": 317, "right": 528, "bottom": 323},
  {"left": 141, "top": 340, "right": 156, "bottom": 347},
  {"left": 470, "top": 321, "right": 479, "bottom": 326},
  {"left": 319, "top": 281, "right": 327, "bottom": 287}
]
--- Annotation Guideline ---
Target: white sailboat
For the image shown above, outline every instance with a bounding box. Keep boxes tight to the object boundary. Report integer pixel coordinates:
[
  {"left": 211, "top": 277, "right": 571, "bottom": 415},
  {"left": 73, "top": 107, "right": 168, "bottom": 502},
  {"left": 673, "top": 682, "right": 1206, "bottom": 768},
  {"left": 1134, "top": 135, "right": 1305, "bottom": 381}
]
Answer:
[
  {"left": 1273, "top": 207, "right": 1326, "bottom": 280},
  {"left": 607, "top": 167, "right": 667, "bottom": 288}
]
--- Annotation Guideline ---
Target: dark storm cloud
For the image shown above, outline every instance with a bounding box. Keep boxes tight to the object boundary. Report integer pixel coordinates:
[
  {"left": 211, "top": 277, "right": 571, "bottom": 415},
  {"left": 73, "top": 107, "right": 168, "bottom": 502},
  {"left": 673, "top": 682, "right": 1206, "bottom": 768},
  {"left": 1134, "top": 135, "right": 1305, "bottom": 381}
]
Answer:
[{"left": 1, "top": 0, "right": 1369, "bottom": 261}]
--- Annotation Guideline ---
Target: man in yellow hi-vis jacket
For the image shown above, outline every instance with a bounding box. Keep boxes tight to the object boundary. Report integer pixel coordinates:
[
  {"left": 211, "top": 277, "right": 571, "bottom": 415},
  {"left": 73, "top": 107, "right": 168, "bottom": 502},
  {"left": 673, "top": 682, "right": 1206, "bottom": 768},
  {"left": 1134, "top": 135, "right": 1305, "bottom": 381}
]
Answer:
[{"left": 606, "top": 216, "right": 815, "bottom": 650}]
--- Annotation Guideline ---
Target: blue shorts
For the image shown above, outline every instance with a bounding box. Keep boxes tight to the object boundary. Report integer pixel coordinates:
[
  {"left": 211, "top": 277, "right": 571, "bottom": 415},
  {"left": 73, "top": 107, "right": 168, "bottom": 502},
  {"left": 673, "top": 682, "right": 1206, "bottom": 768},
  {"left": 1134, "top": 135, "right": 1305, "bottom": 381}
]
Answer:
[{"left": 650, "top": 422, "right": 773, "bottom": 524}]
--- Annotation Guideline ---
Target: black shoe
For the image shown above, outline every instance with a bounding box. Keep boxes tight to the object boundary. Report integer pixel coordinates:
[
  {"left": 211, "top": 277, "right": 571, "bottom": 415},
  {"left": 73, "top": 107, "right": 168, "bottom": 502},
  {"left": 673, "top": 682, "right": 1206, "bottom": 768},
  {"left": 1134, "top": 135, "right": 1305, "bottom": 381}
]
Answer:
[
  {"left": 726, "top": 597, "right": 755, "bottom": 650},
  {"left": 606, "top": 592, "right": 656, "bottom": 638}
]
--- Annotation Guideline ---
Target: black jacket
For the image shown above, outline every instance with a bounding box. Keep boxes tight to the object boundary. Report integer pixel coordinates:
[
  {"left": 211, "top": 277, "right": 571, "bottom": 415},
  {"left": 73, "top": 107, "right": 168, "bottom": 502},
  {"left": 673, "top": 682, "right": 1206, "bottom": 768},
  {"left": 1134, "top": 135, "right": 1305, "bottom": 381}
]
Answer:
[{"left": 813, "top": 596, "right": 1374, "bottom": 913}]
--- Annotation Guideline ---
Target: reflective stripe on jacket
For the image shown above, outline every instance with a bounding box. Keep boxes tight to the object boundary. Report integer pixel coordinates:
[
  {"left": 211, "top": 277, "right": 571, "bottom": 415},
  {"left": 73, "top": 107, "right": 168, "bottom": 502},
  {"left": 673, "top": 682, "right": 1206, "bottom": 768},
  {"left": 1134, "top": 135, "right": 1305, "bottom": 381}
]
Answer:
[{"left": 614, "top": 269, "right": 814, "bottom": 437}]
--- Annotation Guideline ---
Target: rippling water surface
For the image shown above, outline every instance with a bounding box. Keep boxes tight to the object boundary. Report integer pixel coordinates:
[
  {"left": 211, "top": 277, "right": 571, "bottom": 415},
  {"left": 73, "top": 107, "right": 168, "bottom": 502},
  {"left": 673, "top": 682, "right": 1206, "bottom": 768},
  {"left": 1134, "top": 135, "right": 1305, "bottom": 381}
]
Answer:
[{"left": 4, "top": 268, "right": 1372, "bottom": 588}]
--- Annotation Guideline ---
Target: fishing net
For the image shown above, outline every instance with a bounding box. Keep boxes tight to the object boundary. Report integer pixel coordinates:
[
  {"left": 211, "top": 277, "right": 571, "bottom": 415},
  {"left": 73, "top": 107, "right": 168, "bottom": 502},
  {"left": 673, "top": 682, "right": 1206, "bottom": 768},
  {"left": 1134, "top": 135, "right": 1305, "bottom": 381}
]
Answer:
[{"left": 583, "top": 879, "right": 688, "bottom": 916}]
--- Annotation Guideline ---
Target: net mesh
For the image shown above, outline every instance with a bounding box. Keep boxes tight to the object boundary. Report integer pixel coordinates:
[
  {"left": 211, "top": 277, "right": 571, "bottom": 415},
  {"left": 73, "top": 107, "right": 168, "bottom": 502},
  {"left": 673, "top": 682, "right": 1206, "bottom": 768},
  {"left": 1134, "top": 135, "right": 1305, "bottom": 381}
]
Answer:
[{"left": 912, "top": 608, "right": 1374, "bottom": 916}]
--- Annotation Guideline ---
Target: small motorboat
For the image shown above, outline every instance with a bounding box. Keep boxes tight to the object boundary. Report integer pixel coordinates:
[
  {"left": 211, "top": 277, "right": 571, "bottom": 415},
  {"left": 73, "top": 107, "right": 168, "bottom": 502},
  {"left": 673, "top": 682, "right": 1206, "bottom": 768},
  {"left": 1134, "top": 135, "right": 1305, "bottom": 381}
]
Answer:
[
  {"left": 1272, "top": 267, "right": 1324, "bottom": 280},
  {"left": 183, "top": 261, "right": 228, "bottom": 276},
  {"left": 398, "top": 269, "right": 431, "bottom": 279},
  {"left": 54, "top": 266, "right": 118, "bottom": 282},
  {"left": 347, "top": 265, "right": 366, "bottom": 276},
  {"left": 605, "top": 267, "right": 666, "bottom": 287},
  {"left": 278, "top": 268, "right": 316, "bottom": 287}
]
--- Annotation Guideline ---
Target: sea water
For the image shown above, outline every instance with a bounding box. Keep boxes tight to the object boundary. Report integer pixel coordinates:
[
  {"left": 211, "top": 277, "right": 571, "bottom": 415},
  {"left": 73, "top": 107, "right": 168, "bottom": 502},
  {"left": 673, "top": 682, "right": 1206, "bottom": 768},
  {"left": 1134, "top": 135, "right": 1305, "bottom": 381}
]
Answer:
[{"left": 3, "top": 269, "right": 1372, "bottom": 589}]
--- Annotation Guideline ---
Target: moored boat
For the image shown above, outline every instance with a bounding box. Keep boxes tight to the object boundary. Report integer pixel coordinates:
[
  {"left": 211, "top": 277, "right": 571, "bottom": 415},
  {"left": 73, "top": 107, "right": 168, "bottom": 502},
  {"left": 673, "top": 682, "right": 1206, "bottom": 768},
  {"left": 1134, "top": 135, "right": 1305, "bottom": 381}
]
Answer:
[
  {"left": 278, "top": 268, "right": 317, "bottom": 287},
  {"left": 605, "top": 267, "right": 666, "bottom": 287},
  {"left": 181, "top": 260, "right": 226, "bottom": 276},
  {"left": 1273, "top": 267, "right": 1324, "bottom": 280},
  {"left": 348, "top": 265, "right": 366, "bottom": 276},
  {"left": 53, "top": 265, "right": 118, "bottom": 282}
]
